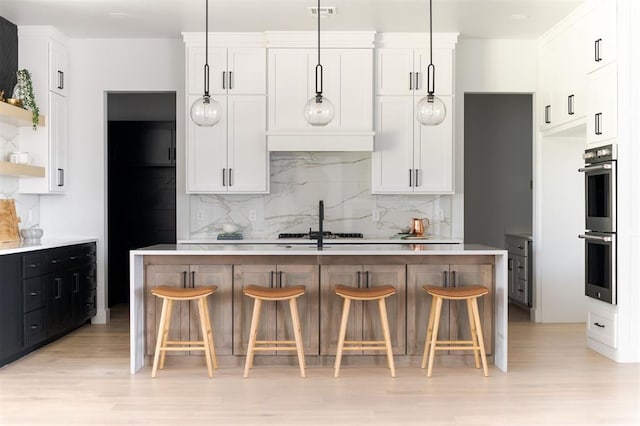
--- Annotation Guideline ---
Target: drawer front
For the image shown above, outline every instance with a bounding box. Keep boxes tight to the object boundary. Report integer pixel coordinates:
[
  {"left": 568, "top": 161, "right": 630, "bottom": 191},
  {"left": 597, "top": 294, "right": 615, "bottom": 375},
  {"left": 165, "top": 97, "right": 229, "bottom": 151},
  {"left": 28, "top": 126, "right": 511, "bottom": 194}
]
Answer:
[
  {"left": 506, "top": 236, "right": 528, "bottom": 257},
  {"left": 47, "top": 248, "right": 67, "bottom": 269},
  {"left": 587, "top": 310, "right": 617, "bottom": 348},
  {"left": 23, "top": 277, "right": 46, "bottom": 313},
  {"left": 22, "top": 252, "right": 47, "bottom": 278},
  {"left": 513, "top": 277, "right": 528, "bottom": 305},
  {"left": 514, "top": 255, "right": 527, "bottom": 280},
  {"left": 67, "top": 243, "right": 96, "bottom": 267},
  {"left": 24, "top": 308, "right": 47, "bottom": 347}
]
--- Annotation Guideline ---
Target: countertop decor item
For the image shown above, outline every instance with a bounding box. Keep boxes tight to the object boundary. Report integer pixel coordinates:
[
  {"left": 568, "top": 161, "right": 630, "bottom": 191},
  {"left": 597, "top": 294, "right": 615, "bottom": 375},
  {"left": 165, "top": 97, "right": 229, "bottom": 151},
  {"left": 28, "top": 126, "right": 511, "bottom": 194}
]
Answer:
[
  {"left": 20, "top": 225, "right": 43, "bottom": 244},
  {"left": 190, "top": 0, "right": 221, "bottom": 127},
  {"left": 8, "top": 152, "right": 30, "bottom": 164},
  {"left": 416, "top": 0, "right": 446, "bottom": 126},
  {"left": 0, "top": 199, "right": 21, "bottom": 243},
  {"left": 303, "top": 0, "right": 334, "bottom": 126},
  {"left": 222, "top": 223, "right": 240, "bottom": 233},
  {"left": 13, "top": 69, "right": 39, "bottom": 130}
]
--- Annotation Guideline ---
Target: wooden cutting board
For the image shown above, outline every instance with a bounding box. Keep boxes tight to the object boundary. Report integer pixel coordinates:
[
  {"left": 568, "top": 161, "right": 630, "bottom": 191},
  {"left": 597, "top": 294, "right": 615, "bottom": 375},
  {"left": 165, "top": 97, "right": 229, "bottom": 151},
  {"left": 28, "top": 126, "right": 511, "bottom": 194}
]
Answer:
[{"left": 0, "top": 199, "right": 21, "bottom": 243}]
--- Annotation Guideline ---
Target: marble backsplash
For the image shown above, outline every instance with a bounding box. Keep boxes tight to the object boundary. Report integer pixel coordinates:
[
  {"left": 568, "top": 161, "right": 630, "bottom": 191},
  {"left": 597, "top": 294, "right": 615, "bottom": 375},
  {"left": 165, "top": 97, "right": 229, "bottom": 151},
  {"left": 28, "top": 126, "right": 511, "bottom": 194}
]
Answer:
[
  {"left": 0, "top": 123, "right": 40, "bottom": 228},
  {"left": 190, "top": 152, "right": 452, "bottom": 239}
]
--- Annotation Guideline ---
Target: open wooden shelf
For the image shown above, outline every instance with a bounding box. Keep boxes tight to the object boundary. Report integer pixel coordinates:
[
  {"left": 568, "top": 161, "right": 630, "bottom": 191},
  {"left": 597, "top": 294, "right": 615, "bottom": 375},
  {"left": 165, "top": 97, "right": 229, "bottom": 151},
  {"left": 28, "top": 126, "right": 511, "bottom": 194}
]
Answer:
[
  {"left": 0, "top": 161, "right": 45, "bottom": 177},
  {"left": 0, "top": 101, "right": 45, "bottom": 127}
]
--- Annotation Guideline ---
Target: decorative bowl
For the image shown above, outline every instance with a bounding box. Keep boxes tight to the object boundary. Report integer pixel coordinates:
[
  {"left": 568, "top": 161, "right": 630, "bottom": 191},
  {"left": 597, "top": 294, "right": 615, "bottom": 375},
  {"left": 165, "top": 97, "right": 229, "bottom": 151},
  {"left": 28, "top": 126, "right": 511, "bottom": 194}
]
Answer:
[
  {"left": 20, "top": 227, "right": 44, "bottom": 243},
  {"left": 222, "top": 223, "right": 240, "bottom": 234}
]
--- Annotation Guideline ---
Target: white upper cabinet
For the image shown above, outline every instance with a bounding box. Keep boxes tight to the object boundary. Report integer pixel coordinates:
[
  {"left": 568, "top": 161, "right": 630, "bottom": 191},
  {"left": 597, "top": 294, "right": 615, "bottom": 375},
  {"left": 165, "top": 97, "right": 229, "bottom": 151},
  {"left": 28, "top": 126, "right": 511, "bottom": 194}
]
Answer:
[
  {"left": 586, "top": 62, "right": 618, "bottom": 144},
  {"left": 265, "top": 31, "right": 375, "bottom": 151},
  {"left": 18, "top": 27, "right": 69, "bottom": 194},
  {"left": 187, "top": 46, "right": 266, "bottom": 95},
  {"left": 584, "top": 0, "right": 617, "bottom": 74},
  {"left": 183, "top": 33, "right": 269, "bottom": 194},
  {"left": 372, "top": 33, "right": 457, "bottom": 194}
]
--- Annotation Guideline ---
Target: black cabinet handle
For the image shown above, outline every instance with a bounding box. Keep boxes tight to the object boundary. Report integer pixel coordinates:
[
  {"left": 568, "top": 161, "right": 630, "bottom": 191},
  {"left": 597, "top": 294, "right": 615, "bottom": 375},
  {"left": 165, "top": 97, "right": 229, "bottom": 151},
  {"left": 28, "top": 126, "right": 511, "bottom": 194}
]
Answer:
[
  {"left": 365, "top": 271, "right": 370, "bottom": 288},
  {"left": 595, "top": 113, "right": 603, "bottom": 135},
  {"left": 182, "top": 271, "right": 187, "bottom": 288},
  {"left": 191, "top": 271, "right": 196, "bottom": 288},
  {"left": 568, "top": 94, "right": 575, "bottom": 115},
  {"left": 31, "top": 324, "right": 38, "bottom": 330},
  {"left": 222, "top": 71, "right": 226, "bottom": 89},
  {"left": 508, "top": 258, "right": 513, "bottom": 271},
  {"left": 74, "top": 273, "right": 80, "bottom": 293},
  {"left": 168, "top": 147, "right": 172, "bottom": 161},
  {"left": 544, "top": 105, "right": 551, "bottom": 124},
  {"left": 442, "top": 271, "right": 449, "bottom": 288},
  {"left": 356, "top": 271, "right": 361, "bottom": 288},
  {"left": 29, "top": 292, "right": 38, "bottom": 297},
  {"left": 594, "top": 38, "right": 602, "bottom": 62},
  {"left": 594, "top": 322, "right": 605, "bottom": 328},
  {"left": 414, "top": 72, "right": 420, "bottom": 91},
  {"left": 409, "top": 169, "right": 413, "bottom": 187},
  {"left": 229, "top": 71, "right": 233, "bottom": 90},
  {"left": 58, "top": 168, "right": 64, "bottom": 187},
  {"left": 28, "top": 263, "right": 40, "bottom": 269},
  {"left": 414, "top": 169, "right": 419, "bottom": 187},
  {"left": 409, "top": 72, "right": 413, "bottom": 90},
  {"left": 55, "top": 277, "right": 62, "bottom": 299},
  {"left": 451, "top": 271, "right": 457, "bottom": 288},
  {"left": 269, "top": 271, "right": 275, "bottom": 288},
  {"left": 278, "top": 271, "right": 283, "bottom": 288},
  {"left": 58, "top": 70, "right": 64, "bottom": 90},
  {"left": 222, "top": 168, "right": 226, "bottom": 186},
  {"left": 229, "top": 169, "right": 233, "bottom": 187}
]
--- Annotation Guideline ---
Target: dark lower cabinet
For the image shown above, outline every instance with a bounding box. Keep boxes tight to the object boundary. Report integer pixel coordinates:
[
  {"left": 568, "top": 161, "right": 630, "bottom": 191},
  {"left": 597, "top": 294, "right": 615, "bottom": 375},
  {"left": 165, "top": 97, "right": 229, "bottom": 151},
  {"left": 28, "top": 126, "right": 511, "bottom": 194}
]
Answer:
[{"left": 0, "top": 242, "right": 97, "bottom": 367}]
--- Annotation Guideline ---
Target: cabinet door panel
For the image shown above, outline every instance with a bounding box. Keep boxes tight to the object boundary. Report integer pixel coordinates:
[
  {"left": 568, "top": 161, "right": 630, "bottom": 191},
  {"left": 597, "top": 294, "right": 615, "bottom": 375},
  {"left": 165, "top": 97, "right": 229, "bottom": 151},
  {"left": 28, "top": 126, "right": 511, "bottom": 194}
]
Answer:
[
  {"left": 275, "top": 265, "right": 319, "bottom": 355},
  {"left": 186, "top": 94, "right": 228, "bottom": 193},
  {"left": 584, "top": 0, "right": 617, "bottom": 73},
  {"left": 0, "top": 255, "right": 24, "bottom": 361},
  {"left": 227, "top": 95, "right": 268, "bottom": 193},
  {"left": 144, "top": 265, "right": 190, "bottom": 357},
  {"left": 372, "top": 96, "right": 415, "bottom": 193},
  {"left": 375, "top": 48, "right": 414, "bottom": 95},
  {"left": 415, "top": 48, "right": 453, "bottom": 96},
  {"left": 361, "top": 265, "right": 406, "bottom": 355},
  {"left": 49, "top": 92, "right": 67, "bottom": 192},
  {"left": 268, "top": 49, "right": 312, "bottom": 131},
  {"left": 191, "top": 265, "right": 233, "bottom": 355},
  {"left": 414, "top": 95, "right": 453, "bottom": 193},
  {"left": 319, "top": 265, "right": 363, "bottom": 355},
  {"left": 233, "top": 265, "right": 277, "bottom": 355},
  {"left": 406, "top": 264, "right": 449, "bottom": 355},
  {"left": 586, "top": 63, "right": 617, "bottom": 144},
  {"left": 227, "top": 48, "right": 266, "bottom": 94},
  {"left": 48, "top": 40, "right": 68, "bottom": 96}
]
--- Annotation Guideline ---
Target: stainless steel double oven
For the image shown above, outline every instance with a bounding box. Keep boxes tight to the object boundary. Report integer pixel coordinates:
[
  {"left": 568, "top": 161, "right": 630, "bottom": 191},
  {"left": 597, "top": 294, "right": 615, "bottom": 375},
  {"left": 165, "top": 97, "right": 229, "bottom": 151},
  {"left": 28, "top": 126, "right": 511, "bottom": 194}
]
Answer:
[{"left": 579, "top": 145, "right": 616, "bottom": 304}]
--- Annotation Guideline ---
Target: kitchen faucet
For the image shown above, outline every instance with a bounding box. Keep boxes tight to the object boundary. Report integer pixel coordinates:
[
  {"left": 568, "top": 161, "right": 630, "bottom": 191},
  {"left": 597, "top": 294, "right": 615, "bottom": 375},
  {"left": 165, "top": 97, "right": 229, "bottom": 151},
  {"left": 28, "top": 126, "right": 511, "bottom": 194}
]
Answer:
[{"left": 318, "top": 200, "right": 324, "bottom": 249}]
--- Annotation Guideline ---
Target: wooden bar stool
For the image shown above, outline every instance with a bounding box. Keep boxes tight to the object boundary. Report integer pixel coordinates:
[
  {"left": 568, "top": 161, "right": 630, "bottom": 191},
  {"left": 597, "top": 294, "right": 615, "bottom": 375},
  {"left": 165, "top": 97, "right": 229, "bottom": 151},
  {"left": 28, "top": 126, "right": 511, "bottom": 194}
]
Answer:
[
  {"left": 151, "top": 285, "right": 218, "bottom": 378},
  {"left": 243, "top": 285, "right": 306, "bottom": 378},
  {"left": 334, "top": 284, "right": 397, "bottom": 378},
  {"left": 421, "top": 285, "right": 489, "bottom": 377}
]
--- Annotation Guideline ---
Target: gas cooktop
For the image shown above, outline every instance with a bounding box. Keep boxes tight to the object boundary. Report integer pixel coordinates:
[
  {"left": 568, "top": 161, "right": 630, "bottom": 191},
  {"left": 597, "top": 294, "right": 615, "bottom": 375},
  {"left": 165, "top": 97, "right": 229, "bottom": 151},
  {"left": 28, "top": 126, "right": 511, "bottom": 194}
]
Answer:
[{"left": 278, "top": 231, "right": 363, "bottom": 240}]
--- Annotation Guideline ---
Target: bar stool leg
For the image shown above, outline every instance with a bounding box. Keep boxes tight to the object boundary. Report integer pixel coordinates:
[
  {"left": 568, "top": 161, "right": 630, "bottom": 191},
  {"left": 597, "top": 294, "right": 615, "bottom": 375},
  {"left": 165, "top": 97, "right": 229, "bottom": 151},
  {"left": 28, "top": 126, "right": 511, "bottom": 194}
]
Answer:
[
  {"left": 470, "top": 297, "right": 489, "bottom": 377},
  {"left": 244, "top": 298, "right": 262, "bottom": 378},
  {"left": 426, "top": 296, "right": 443, "bottom": 378},
  {"left": 202, "top": 297, "right": 218, "bottom": 369},
  {"left": 197, "top": 298, "right": 214, "bottom": 378},
  {"left": 152, "top": 298, "right": 169, "bottom": 378},
  {"left": 158, "top": 299, "right": 174, "bottom": 370},
  {"left": 466, "top": 298, "right": 481, "bottom": 368},
  {"left": 334, "top": 297, "right": 351, "bottom": 378},
  {"left": 289, "top": 298, "right": 306, "bottom": 378},
  {"left": 378, "top": 297, "right": 396, "bottom": 378},
  {"left": 421, "top": 298, "right": 437, "bottom": 369}
]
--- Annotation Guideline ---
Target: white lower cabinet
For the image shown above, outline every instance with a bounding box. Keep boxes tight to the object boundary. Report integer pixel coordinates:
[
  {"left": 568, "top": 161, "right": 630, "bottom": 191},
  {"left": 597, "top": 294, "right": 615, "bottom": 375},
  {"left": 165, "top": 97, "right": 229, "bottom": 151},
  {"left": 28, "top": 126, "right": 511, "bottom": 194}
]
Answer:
[
  {"left": 186, "top": 95, "right": 268, "bottom": 193},
  {"left": 586, "top": 299, "right": 617, "bottom": 349},
  {"left": 372, "top": 95, "right": 453, "bottom": 194}
]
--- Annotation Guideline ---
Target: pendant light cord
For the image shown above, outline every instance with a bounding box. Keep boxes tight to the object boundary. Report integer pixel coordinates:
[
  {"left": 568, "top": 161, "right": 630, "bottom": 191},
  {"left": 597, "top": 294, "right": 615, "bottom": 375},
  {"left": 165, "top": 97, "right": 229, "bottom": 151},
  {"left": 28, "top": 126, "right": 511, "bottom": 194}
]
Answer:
[
  {"left": 315, "top": 0, "right": 323, "bottom": 98},
  {"left": 427, "top": 0, "right": 435, "bottom": 96},
  {"left": 203, "top": 0, "right": 210, "bottom": 96}
]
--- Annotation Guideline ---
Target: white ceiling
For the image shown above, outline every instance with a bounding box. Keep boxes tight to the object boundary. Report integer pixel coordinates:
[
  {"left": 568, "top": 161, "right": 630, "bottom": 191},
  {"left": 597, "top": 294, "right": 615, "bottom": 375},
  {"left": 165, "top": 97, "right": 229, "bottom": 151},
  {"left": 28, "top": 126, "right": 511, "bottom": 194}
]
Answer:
[{"left": 1, "top": 0, "right": 583, "bottom": 39}]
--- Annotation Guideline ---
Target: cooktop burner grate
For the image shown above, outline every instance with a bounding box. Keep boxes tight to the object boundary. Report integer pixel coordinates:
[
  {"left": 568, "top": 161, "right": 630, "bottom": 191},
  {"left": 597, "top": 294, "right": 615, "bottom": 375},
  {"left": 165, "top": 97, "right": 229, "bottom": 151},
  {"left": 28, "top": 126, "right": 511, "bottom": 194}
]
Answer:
[{"left": 278, "top": 231, "right": 363, "bottom": 239}]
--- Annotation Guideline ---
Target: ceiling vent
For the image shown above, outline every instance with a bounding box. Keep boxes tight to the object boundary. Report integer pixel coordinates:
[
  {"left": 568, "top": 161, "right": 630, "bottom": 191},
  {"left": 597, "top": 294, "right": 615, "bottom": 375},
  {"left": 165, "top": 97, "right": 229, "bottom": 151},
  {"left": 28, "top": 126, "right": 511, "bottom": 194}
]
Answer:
[{"left": 308, "top": 6, "right": 337, "bottom": 16}]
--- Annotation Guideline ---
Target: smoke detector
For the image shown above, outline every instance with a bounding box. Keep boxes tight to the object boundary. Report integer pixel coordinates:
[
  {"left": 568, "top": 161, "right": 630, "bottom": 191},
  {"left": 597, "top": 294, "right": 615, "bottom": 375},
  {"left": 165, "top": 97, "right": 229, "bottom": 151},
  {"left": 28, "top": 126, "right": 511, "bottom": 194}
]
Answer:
[{"left": 308, "top": 6, "right": 337, "bottom": 16}]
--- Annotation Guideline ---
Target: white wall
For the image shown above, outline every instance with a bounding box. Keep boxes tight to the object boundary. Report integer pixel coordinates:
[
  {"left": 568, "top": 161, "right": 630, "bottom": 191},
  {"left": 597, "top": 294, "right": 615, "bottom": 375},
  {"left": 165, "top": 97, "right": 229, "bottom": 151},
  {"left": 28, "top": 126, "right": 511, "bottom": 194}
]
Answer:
[{"left": 39, "top": 38, "right": 185, "bottom": 323}]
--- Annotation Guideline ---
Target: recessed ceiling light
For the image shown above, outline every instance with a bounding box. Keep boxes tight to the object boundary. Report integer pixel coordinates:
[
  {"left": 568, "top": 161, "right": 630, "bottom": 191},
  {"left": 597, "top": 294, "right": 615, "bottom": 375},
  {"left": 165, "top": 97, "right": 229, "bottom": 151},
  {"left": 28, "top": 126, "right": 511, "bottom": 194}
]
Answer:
[
  {"left": 510, "top": 13, "right": 529, "bottom": 21},
  {"left": 108, "top": 12, "right": 131, "bottom": 19}
]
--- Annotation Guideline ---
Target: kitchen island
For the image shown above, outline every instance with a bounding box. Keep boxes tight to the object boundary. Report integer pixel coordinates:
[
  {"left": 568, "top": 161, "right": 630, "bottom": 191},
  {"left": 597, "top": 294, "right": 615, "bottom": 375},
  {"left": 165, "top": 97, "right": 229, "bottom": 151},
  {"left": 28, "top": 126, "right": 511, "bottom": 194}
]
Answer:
[{"left": 130, "top": 243, "right": 508, "bottom": 373}]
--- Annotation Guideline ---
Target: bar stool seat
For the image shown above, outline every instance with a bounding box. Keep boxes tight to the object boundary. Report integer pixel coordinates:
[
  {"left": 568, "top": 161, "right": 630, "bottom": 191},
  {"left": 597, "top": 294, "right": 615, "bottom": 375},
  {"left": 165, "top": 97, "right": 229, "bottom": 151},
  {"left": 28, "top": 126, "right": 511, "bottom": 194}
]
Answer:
[
  {"left": 243, "top": 285, "right": 306, "bottom": 378},
  {"left": 422, "top": 285, "right": 489, "bottom": 377},
  {"left": 151, "top": 285, "right": 218, "bottom": 378},
  {"left": 334, "top": 284, "right": 397, "bottom": 378}
]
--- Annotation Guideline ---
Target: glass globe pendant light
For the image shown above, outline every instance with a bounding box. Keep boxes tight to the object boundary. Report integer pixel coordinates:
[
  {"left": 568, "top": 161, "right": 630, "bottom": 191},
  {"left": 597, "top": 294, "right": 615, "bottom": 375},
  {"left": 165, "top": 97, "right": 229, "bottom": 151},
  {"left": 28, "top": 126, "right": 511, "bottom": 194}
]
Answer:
[
  {"left": 416, "top": 0, "right": 446, "bottom": 126},
  {"left": 304, "top": 0, "right": 334, "bottom": 126},
  {"left": 190, "top": 0, "right": 221, "bottom": 127}
]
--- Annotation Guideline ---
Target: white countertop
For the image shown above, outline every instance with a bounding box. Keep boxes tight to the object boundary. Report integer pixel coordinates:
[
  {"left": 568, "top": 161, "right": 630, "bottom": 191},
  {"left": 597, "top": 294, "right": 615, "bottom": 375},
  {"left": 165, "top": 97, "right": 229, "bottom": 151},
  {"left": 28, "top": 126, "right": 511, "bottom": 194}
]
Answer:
[
  {"left": 0, "top": 237, "right": 98, "bottom": 255},
  {"left": 134, "top": 243, "right": 504, "bottom": 256},
  {"left": 178, "top": 236, "right": 463, "bottom": 245}
]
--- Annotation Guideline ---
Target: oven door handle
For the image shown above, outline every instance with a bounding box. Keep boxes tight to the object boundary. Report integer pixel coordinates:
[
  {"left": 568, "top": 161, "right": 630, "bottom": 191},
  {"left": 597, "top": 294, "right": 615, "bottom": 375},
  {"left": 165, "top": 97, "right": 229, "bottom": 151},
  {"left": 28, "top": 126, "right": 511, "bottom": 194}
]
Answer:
[
  {"left": 579, "top": 234, "right": 613, "bottom": 242},
  {"left": 579, "top": 164, "right": 612, "bottom": 172}
]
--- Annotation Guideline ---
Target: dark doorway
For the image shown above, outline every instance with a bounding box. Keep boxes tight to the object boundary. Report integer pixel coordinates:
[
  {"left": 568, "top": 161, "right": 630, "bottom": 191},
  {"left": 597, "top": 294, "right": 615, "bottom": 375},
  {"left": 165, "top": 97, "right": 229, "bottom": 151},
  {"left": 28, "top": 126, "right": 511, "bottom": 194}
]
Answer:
[
  {"left": 464, "top": 94, "right": 533, "bottom": 247},
  {"left": 107, "top": 93, "right": 176, "bottom": 307}
]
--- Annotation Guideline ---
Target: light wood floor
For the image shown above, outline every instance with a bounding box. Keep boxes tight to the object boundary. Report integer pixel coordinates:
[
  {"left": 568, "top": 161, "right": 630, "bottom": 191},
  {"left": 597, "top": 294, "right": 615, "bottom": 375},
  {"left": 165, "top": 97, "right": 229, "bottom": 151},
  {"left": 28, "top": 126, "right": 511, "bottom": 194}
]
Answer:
[{"left": 1, "top": 305, "right": 638, "bottom": 425}]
